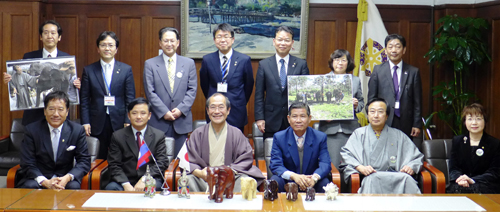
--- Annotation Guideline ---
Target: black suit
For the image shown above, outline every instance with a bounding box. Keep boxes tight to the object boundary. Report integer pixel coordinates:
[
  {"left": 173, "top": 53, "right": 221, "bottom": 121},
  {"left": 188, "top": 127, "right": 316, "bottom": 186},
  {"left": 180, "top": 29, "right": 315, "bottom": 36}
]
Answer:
[
  {"left": 21, "top": 49, "right": 70, "bottom": 126},
  {"left": 18, "top": 119, "right": 91, "bottom": 188},
  {"left": 254, "top": 54, "right": 309, "bottom": 136},
  {"left": 107, "top": 125, "right": 168, "bottom": 188},
  {"left": 368, "top": 61, "right": 422, "bottom": 137}
]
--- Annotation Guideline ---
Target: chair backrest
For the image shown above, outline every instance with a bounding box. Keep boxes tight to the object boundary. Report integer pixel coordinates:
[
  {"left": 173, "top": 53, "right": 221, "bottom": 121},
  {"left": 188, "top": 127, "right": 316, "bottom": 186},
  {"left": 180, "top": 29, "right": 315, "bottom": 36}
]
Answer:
[
  {"left": 10, "top": 118, "right": 24, "bottom": 151},
  {"left": 264, "top": 137, "right": 274, "bottom": 178},
  {"left": 86, "top": 136, "right": 100, "bottom": 162},
  {"left": 165, "top": 137, "right": 175, "bottom": 165},
  {"left": 192, "top": 120, "right": 207, "bottom": 131},
  {"left": 252, "top": 122, "right": 264, "bottom": 161},
  {"left": 422, "top": 139, "right": 453, "bottom": 186},
  {"left": 312, "top": 122, "right": 319, "bottom": 130}
]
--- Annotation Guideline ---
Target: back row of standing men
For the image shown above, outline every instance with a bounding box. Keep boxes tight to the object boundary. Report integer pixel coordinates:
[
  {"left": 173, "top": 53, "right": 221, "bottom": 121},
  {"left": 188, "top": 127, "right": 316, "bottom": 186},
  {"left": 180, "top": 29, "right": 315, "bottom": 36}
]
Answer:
[{"left": 4, "top": 20, "right": 422, "bottom": 171}]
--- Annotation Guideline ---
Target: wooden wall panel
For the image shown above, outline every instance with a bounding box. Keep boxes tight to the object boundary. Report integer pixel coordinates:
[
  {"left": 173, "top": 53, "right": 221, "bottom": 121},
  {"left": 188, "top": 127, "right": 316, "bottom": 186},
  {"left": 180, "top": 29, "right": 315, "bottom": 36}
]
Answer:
[
  {"left": 486, "top": 19, "right": 500, "bottom": 136},
  {"left": 408, "top": 22, "right": 431, "bottom": 118},
  {"left": 312, "top": 21, "right": 336, "bottom": 75},
  {"left": 118, "top": 17, "right": 143, "bottom": 97},
  {"left": 86, "top": 17, "right": 111, "bottom": 65}
]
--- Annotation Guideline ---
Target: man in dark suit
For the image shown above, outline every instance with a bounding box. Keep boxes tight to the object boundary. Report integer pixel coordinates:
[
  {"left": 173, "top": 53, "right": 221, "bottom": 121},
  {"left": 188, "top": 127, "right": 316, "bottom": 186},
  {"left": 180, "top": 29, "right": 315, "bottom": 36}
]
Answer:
[
  {"left": 144, "top": 27, "right": 197, "bottom": 157},
  {"left": 105, "top": 97, "right": 167, "bottom": 191},
  {"left": 81, "top": 31, "right": 136, "bottom": 159},
  {"left": 368, "top": 34, "right": 422, "bottom": 139},
  {"left": 269, "top": 102, "right": 331, "bottom": 192},
  {"left": 3, "top": 20, "right": 79, "bottom": 126},
  {"left": 199, "top": 23, "right": 254, "bottom": 132},
  {"left": 17, "top": 91, "right": 90, "bottom": 189},
  {"left": 255, "top": 26, "right": 310, "bottom": 140}
]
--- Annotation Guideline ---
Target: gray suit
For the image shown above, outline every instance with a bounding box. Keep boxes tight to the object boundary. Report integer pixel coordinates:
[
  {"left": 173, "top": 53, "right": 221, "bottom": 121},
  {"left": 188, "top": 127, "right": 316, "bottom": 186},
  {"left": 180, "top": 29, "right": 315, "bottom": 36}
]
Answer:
[
  {"left": 143, "top": 54, "right": 197, "bottom": 156},
  {"left": 368, "top": 61, "right": 422, "bottom": 138},
  {"left": 319, "top": 74, "right": 364, "bottom": 168}
]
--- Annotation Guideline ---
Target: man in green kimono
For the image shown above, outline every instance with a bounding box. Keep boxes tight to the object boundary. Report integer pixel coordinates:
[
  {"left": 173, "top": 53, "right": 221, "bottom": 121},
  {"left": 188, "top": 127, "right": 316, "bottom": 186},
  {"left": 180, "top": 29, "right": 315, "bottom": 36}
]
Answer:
[{"left": 340, "top": 98, "right": 423, "bottom": 194}]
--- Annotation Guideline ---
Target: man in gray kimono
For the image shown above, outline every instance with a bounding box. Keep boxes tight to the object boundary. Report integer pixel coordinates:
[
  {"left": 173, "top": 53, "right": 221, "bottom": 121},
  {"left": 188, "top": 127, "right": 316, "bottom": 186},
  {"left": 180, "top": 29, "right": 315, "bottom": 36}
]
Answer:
[
  {"left": 186, "top": 93, "right": 265, "bottom": 192},
  {"left": 9, "top": 65, "right": 37, "bottom": 109},
  {"left": 340, "top": 98, "right": 423, "bottom": 194}
]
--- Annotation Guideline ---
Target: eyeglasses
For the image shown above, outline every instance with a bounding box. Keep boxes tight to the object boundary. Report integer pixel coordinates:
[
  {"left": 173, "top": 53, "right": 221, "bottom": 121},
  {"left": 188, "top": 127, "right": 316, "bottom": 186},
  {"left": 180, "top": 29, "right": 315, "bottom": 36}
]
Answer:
[
  {"left": 334, "top": 58, "right": 348, "bottom": 64},
  {"left": 46, "top": 107, "right": 67, "bottom": 115},
  {"left": 209, "top": 105, "right": 226, "bottom": 111},
  {"left": 99, "top": 44, "right": 116, "bottom": 49},
  {"left": 215, "top": 35, "right": 232, "bottom": 41},
  {"left": 368, "top": 110, "right": 385, "bottom": 115}
]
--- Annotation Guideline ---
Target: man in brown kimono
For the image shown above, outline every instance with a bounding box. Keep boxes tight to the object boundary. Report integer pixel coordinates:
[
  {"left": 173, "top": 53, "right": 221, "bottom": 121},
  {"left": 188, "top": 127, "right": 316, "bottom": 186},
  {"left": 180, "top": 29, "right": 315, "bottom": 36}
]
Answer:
[{"left": 186, "top": 93, "right": 265, "bottom": 192}]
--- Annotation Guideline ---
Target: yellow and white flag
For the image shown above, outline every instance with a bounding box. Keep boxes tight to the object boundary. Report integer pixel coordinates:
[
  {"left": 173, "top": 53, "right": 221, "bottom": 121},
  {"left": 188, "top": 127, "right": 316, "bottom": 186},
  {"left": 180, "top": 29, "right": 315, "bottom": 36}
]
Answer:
[{"left": 354, "top": 0, "right": 388, "bottom": 112}]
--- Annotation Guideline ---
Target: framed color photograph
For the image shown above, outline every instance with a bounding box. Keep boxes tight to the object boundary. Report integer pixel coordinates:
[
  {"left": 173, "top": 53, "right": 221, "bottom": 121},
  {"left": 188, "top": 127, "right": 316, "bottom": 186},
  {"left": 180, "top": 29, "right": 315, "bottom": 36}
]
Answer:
[
  {"left": 181, "top": 0, "right": 309, "bottom": 59},
  {"left": 288, "top": 74, "right": 354, "bottom": 120},
  {"left": 6, "top": 56, "right": 79, "bottom": 111}
]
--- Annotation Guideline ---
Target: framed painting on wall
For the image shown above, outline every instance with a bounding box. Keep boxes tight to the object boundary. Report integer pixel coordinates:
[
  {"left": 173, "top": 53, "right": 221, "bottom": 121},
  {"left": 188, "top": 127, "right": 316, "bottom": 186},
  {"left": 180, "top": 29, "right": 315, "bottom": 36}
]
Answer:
[{"left": 181, "top": 0, "right": 309, "bottom": 59}]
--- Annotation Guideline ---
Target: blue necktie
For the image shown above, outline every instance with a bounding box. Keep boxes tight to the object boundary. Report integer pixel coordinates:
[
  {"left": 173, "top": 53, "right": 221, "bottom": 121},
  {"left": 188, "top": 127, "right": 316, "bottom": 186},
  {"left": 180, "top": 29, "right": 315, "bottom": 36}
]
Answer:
[
  {"left": 393, "top": 66, "right": 400, "bottom": 117},
  {"left": 222, "top": 56, "right": 228, "bottom": 81},
  {"left": 279, "top": 59, "right": 286, "bottom": 90}
]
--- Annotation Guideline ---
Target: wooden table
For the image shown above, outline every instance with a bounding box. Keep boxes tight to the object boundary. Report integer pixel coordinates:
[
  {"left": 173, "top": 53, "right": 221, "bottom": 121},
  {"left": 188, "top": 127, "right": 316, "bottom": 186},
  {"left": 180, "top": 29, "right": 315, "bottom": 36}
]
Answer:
[{"left": 2, "top": 189, "right": 500, "bottom": 211}]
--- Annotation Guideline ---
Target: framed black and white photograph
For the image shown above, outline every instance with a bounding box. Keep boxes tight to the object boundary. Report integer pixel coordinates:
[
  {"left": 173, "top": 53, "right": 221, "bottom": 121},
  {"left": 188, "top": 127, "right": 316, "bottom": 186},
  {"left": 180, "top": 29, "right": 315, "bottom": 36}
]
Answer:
[
  {"left": 6, "top": 56, "right": 79, "bottom": 111},
  {"left": 288, "top": 74, "right": 354, "bottom": 120},
  {"left": 181, "top": 0, "right": 309, "bottom": 59}
]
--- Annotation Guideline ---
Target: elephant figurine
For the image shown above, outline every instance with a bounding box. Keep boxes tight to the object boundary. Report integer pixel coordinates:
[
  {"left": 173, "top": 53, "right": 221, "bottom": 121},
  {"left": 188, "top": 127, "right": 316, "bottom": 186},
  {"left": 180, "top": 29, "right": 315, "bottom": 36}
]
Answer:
[
  {"left": 207, "top": 165, "right": 235, "bottom": 203},
  {"left": 323, "top": 182, "right": 339, "bottom": 200},
  {"left": 284, "top": 182, "right": 298, "bottom": 201},
  {"left": 305, "top": 187, "right": 315, "bottom": 201},
  {"left": 264, "top": 179, "right": 279, "bottom": 201},
  {"left": 240, "top": 177, "right": 257, "bottom": 201}
]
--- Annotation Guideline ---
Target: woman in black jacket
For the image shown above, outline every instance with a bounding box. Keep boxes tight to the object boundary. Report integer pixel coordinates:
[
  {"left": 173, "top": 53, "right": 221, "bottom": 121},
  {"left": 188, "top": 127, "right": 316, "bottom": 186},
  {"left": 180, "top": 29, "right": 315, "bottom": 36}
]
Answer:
[{"left": 447, "top": 103, "right": 500, "bottom": 193}]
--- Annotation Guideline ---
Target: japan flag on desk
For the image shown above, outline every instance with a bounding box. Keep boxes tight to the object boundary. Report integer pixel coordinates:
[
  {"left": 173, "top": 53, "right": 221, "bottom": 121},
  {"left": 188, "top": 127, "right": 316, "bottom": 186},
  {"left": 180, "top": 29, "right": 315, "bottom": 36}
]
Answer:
[{"left": 177, "top": 139, "right": 190, "bottom": 172}]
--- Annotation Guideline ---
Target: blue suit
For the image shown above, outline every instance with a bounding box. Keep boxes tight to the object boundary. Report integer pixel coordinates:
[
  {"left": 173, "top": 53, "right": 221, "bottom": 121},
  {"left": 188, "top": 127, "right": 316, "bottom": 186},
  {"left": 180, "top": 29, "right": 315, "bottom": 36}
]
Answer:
[
  {"left": 21, "top": 49, "right": 70, "bottom": 126},
  {"left": 199, "top": 50, "right": 254, "bottom": 130},
  {"left": 270, "top": 126, "right": 331, "bottom": 192},
  {"left": 80, "top": 60, "right": 136, "bottom": 159}
]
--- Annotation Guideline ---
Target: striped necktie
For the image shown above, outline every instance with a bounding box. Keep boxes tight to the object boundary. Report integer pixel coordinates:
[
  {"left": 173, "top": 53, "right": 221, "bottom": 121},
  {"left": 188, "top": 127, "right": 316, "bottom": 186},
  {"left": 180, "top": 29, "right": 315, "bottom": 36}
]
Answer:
[
  {"left": 222, "top": 56, "right": 228, "bottom": 81},
  {"left": 168, "top": 58, "right": 174, "bottom": 91}
]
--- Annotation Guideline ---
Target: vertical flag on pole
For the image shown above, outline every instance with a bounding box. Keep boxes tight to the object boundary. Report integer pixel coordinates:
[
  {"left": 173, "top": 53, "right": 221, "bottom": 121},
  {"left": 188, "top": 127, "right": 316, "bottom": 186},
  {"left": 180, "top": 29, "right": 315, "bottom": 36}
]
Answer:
[
  {"left": 137, "top": 139, "right": 152, "bottom": 170},
  {"left": 354, "top": 0, "right": 389, "bottom": 111},
  {"left": 177, "top": 139, "right": 190, "bottom": 172}
]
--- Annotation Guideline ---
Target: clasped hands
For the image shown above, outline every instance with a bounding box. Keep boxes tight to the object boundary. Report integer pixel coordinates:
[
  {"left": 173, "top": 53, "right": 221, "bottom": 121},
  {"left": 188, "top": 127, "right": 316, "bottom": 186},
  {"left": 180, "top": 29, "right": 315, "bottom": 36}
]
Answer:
[
  {"left": 123, "top": 180, "right": 146, "bottom": 192},
  {"left": 456, "top": 174, "right": 475, "bottom": 187},
  {"left": 41, "top": 174, "right": 72, "bottom": 190},
  {"left": 164, "top": 108, "right": 182, "bottom": 121},
  {"left": 290, "top": 173, "right": 316, "bottom": 191},
  {"left": 355, "top": 165, "right": 414, "bottom": 176}
]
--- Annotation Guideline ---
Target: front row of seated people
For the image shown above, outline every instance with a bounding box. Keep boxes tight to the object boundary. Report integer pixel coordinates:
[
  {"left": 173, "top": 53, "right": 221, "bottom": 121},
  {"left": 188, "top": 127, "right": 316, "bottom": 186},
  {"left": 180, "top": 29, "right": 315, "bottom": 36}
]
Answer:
[{"left": 16, "top": 91, "right": 500, "bottom": 194}]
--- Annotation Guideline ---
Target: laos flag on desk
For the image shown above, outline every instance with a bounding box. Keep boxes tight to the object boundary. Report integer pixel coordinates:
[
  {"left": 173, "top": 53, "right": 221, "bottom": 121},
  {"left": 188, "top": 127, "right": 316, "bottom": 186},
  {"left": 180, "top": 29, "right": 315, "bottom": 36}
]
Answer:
[
  {"left": 177, "top": 139, "right": 190, "bottom": 172},
  {"left": 137, "top": 139, "right": 152, "bottom": 170}
]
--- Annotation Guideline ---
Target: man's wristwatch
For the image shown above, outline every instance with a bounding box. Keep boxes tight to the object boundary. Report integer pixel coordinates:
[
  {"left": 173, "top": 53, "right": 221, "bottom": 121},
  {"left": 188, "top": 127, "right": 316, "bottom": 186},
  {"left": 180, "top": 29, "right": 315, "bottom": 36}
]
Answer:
[{"left": 312, "top": 175, "right": 319, "bottom": 183}]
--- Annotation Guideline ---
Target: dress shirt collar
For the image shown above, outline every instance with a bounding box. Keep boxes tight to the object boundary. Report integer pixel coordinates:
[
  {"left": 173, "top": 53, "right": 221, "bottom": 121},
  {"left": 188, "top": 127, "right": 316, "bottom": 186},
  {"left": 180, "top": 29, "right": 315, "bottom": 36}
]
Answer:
[
  {"left": 292, "top": 130, "right": 307, "bottom": 144},
  {"left": 48, "top": 122, "right": 64, "bottom": 134},
  {"left": 389, "top": 60, "right": 403, "bottom": 72},
  {"left": 163, "top": 52, "right": 177, "bottom": 64},
  {"left": 100, "top": 58, "right": 116, "bottom": 68},
  {"left": 275, "top": 54, "right": 290, "bottom": 67},
  {"left": 43, "top": 48, "right": 58, "bottom": 58},
  {"left": 218, "top": 48, "right": 233, "bottom": 62},
  {"left": 132, "top": 126, "right": 148, "bottom": 141}
]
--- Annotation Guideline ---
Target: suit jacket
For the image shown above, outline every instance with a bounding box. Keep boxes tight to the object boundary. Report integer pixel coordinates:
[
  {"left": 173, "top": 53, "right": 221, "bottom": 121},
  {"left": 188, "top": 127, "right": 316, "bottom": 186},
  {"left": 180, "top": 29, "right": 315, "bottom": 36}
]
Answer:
[
  {"left": 269, "top": 127, "right": 331, "bottom": 179},
  {"left": 254, "top": 54, "right": 309, "bottom": 133},
  {"left": 21, "top": 49, "right": 70, "bottom": 126},
  {"left": 80, "top": 60, "right": 136, "bottom": 135},
  {"left": 449, "top": 133, "right": 500, "bottom": 187},
  {"left": 108, "top": 125, "right": 168, "bottom": 185},
  {"left": 143, "top": 54, "right": 197, "bottom": 135},
  {"left": 18, "top": 119, "right": 91, "bottom": 187},
  {"left": 319, "top": 74, "right": 364, "bottom": 135},
  {"left": 199, "top": 50, "right": 254, "bottom": 128},
  {"left": 367, "top": 61, "right": 422, "bottom": 136}
]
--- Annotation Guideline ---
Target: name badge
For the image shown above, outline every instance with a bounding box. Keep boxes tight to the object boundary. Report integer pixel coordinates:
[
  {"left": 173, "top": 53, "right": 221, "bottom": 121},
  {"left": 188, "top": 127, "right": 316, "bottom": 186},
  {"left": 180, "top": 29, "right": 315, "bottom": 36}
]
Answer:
[
  {"left": 217, "top": 83, "right": 228, "bottom": 93},
  {"left": 395, "top": 101, "right": 400, "bottom": 109},
  {"left": 104, "top": 96, "right": 115, "bottom": 106}
]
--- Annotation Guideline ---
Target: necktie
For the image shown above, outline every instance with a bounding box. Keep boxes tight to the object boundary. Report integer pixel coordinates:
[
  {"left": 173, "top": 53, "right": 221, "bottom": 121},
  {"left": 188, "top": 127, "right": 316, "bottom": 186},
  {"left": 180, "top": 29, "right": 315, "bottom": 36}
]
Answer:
[
  {"left": 279, "top": 59, "right": 286, "bottom": 90},
  {"left": 168, "top": 58, "right": 175, "bottom": 91},
  {"left": 47, "top": 54, "right": 52, "bottom": 58},
  {"left": 297, "top": 137, "right": 304, "bottom": 150},
  {"left": 222, "top": 56, "right": 228, "bottom": 81},
  {"left": 393, "top": 66, "right": 400, "bottom": 117},
  {"left": 136, "top": 131, "right": 142, "bottom": 148},
  {"left": 105, "top": 64, "right": 112, "bottom": 88},
  {"left": 52, "top": 129, "right": 60, "bottom": 161}
]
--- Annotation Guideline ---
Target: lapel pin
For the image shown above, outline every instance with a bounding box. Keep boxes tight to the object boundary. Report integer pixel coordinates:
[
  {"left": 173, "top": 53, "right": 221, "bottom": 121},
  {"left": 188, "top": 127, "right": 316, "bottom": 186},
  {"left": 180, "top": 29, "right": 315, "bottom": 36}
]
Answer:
[
  {"left": 463, "top": 137, "right": 467, "bottom": 144},
  {"left": 176, "top": 72, "right": 183, "bottom": 78},
  {"left": 62, "top": 139, "right": 65, "bottom": 143},
  {"left": 292, "top": 63, "right": 296, "bottom": 67},
  {"left": 234, "top": 61, "right": 238, "bottom": 66},
  {"left": 117, "top": 69, "right": 120, "bottom": 74},
  {"left": 404, "top": 72, "right": 408, "bottom": 75},
  {"left": 476, "top": 148, "right": 484, "bottom": 156}
]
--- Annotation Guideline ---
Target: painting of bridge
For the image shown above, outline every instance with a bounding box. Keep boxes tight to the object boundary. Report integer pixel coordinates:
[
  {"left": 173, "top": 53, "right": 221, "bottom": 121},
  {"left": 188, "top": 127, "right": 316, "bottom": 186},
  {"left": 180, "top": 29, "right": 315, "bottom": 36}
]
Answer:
[{"left": 181, "top": 0, "right": 309, "bottom": 59}]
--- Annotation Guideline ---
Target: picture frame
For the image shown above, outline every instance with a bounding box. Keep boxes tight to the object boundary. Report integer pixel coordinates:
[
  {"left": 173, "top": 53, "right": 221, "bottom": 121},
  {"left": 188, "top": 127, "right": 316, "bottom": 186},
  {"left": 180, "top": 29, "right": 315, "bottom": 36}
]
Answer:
[
  {"left": 6, "top": 56, "right": 79, "bottom": 111},
  {"left": 288, "top": 74, "right": 355, "bottom": 120},
  {"left": 181, "top": 0, "right": 309, "bottom": 59}
]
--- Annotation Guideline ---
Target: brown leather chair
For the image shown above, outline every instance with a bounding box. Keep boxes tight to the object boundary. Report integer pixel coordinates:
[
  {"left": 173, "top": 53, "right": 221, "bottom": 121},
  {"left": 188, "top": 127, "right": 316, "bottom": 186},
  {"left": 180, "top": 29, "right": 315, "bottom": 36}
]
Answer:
[
  {"left": 260, "top": 137, "right": 341, "bottom": 190},
  {"left": 421, "top": 139, "right": 451, "bottom": 193},
  {"left": 91, "top": 137, "right": 175, "bottom": 190},
  {"left": 0, "top": 119, "right": 24, "bottom": 176},
  {"left": 7, "top": 135, "right": 102, "bottom": 189}
]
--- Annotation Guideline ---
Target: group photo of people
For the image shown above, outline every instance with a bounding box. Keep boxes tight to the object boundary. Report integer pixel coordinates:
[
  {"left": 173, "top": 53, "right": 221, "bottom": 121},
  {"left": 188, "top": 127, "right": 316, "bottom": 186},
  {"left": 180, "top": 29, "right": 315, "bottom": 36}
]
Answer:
[{"left": 2, "top": 1, "right": 499, "bottom": 209}]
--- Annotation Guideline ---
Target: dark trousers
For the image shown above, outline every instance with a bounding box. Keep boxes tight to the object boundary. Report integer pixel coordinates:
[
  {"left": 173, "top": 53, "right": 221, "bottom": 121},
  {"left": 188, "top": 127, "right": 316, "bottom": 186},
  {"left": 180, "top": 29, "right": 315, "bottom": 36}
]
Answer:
[
  {"left": 93, "top": 114, "right": 113, "bottom": 160},
  {"left": 105, "top": 179, "right": 163, "bottom": 191},
  {"left": 270, "top": 174, "right": 330, "bottom": 193},
  {"left": 392, "top": 115, "right": 412, "bottom": 139},
  {"left": 164, "top": 126, "right": 188, "bottom": 158},
  {"left": 19, "top": 179, "right": 81, "bottom": 189}
]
